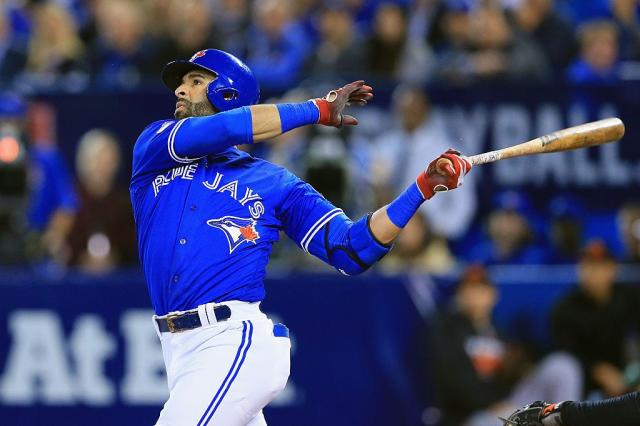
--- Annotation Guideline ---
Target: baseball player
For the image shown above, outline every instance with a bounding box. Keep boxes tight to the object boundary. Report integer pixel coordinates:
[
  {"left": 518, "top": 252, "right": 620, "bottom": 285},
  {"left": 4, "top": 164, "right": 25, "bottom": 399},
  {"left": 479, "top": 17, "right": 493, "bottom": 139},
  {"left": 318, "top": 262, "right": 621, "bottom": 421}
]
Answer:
[
  {"left": 501, "top": 391, "right": 640, "bottom": 426},
  {"left": 130, "top": 49, "right": 471, "bottom": 426}
]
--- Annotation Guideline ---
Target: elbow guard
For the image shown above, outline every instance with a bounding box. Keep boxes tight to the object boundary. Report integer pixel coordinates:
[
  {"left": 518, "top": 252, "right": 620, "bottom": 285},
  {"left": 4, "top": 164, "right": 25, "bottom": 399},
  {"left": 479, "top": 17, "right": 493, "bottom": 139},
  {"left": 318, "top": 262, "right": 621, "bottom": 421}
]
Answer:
[{"left": 324, "top": 214, "right": 391, "bottom": 275}]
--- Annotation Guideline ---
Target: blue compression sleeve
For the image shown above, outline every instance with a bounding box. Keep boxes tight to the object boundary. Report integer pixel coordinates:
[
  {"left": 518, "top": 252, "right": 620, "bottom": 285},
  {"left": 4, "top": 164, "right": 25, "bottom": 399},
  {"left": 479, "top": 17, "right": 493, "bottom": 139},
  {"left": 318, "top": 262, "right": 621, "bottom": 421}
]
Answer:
[
  {"left": 385, "top": 182, "right": 425, "bottom": 228},
  {"left": 173, "top": 107, "right": 253, "bottom": 157},
  {"left": 172, "top": 102, "right": 320, "bottom": 158},
  {"left": 277, "top": 101, "right": 319, "bottom": 132}
]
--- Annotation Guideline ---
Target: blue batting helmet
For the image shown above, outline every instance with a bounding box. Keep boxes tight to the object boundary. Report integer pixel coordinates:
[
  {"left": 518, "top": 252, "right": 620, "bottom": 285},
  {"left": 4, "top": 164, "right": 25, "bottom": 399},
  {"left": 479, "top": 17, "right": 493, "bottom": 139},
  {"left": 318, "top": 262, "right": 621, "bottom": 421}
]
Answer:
[{"left": 161, "top": 49, "right": 260, "bottom": 112}]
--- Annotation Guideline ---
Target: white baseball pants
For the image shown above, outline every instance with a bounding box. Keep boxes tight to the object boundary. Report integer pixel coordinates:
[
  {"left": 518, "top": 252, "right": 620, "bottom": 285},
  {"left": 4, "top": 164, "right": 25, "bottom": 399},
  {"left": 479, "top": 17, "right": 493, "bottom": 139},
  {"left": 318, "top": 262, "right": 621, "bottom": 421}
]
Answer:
[{"left": 153, "top": 301, "right": 291, "bottom": 426}]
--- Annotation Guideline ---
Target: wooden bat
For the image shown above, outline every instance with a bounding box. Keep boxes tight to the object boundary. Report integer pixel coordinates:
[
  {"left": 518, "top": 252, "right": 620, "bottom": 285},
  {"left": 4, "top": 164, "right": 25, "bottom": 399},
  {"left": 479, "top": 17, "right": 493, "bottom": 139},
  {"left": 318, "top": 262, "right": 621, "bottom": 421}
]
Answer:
[{"left": 466, "top": 117, "right": 625, "bottom": 166}]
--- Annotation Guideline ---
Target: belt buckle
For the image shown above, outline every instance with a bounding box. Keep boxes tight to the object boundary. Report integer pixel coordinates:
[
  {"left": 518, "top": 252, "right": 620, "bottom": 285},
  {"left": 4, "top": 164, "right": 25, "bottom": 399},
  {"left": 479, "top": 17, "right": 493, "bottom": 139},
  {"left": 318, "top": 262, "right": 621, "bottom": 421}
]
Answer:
[{"left": 166, "top": 313, "right": 180, "bottom": 333}]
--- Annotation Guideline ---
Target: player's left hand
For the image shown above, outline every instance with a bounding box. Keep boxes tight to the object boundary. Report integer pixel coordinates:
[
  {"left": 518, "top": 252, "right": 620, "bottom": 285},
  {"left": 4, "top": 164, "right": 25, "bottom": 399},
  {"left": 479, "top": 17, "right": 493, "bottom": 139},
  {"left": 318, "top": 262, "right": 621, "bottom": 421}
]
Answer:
[
  {"left": 416, "top": 149, "right": 472, "bottom": 200},
  {"left": 313, "top": 80, "right": 373, "bottom": 128},
  {"left": 499, "top": 401, "right": 564, "bottom": 426}
]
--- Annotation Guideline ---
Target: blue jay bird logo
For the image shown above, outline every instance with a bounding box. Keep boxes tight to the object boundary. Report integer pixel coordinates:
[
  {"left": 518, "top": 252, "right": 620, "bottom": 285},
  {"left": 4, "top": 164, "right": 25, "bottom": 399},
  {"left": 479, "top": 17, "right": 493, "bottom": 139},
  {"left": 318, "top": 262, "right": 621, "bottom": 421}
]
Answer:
[{"left": 206, "top": 216, "right": 260, "bottom": 253}]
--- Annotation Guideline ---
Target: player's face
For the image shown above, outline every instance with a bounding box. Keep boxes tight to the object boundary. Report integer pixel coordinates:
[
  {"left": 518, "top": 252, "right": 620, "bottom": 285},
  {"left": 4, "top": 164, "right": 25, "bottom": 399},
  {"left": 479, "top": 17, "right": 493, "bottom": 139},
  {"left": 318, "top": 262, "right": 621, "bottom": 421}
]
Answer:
[{"left": 174, "top": 71, "right": 217, "bottom": 119}]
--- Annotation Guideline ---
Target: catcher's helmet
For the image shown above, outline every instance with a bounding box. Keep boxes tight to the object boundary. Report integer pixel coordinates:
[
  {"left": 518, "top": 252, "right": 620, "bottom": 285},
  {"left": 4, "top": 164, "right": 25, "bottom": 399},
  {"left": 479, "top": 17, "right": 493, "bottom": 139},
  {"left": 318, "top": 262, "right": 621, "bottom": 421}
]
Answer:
[{"left": 161, "top": 49, "right": 260, "bottom": 112}]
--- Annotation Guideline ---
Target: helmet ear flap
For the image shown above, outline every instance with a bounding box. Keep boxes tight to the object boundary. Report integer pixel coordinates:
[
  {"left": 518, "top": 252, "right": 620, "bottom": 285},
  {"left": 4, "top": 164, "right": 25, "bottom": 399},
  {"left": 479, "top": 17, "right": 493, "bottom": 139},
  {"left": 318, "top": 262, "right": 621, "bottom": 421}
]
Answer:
[{"left": 207, "top": 84, "right": 241, "bottom": 111}]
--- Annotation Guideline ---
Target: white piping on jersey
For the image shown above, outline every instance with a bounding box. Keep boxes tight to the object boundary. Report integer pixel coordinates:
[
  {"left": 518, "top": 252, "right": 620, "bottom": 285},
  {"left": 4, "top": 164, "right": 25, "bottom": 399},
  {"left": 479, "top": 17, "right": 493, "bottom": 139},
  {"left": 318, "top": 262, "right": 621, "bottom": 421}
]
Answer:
[
  {"left": 300, "top": 208, "right": 343, "bottom": 253},
  {"left": 167, "top": 118, "right": 194, "bottom": 163}
]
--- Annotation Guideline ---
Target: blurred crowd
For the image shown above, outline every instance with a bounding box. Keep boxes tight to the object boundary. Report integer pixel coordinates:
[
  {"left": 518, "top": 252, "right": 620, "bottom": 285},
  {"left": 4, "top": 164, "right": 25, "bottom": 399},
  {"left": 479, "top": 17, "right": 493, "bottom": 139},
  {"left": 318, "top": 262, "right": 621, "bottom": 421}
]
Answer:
[
  {"left": 0, "top": 0, "right": 639, "bottom": 92},
  {"left": 0, "top": 0, "right": 639, "bottom": 275}
]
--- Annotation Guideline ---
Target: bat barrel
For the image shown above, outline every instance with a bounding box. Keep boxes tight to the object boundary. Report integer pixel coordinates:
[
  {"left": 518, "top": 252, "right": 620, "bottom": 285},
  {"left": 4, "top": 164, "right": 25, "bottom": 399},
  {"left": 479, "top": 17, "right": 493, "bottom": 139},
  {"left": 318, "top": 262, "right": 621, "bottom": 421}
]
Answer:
[{"left": 468, "top": 117, "right": 625, "bottom": 166}]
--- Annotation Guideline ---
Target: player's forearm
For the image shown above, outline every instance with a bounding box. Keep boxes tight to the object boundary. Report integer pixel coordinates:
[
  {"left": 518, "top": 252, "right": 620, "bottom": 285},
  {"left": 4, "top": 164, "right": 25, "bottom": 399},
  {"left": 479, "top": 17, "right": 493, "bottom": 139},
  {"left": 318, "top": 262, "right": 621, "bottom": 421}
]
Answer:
[
  {"left": 370, "top": 207, "right": 403, "bottom": 245},
  {"left": 369, "top": 183, "right": 425, "bottom": 245},
  {"left": 173, "top": 102, "right": 320, "bottom": 157}
]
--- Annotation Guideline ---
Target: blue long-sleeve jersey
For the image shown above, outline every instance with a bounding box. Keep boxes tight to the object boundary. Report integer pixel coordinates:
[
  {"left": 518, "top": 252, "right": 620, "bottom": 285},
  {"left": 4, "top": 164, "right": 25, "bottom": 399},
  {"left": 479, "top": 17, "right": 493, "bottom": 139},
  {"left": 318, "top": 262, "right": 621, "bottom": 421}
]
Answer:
[{"left": 130, "top": 112, "right": 390, "bottom": 315}]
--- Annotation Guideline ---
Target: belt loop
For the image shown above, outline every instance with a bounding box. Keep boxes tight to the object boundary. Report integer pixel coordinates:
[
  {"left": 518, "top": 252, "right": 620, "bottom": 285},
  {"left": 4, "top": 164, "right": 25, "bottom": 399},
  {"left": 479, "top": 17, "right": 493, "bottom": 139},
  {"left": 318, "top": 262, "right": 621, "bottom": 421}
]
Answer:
[
  {"left": 151, "top": 315, "right": 162, "bottom": 338},
  {"left": 197, "top": 304, "right": 210, "bottom": 327},
  {"left": 205, "top": 303, "right": 218, "bottom": 324}
]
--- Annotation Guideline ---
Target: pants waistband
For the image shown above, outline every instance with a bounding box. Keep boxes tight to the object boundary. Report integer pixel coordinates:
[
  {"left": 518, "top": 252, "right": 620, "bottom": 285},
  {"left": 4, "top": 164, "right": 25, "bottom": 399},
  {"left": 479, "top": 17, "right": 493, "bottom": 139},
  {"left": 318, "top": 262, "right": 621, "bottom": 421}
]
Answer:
[{"left": 154, "top": 301, "right": 264, "bottom": 334}]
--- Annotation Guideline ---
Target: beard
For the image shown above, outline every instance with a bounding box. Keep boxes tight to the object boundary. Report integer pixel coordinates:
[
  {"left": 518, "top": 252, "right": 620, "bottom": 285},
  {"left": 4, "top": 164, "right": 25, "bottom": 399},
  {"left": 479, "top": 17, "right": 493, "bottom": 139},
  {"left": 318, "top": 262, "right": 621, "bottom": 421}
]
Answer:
[{"left": 174, "top": 99, "right": 216, "bottom": 119}]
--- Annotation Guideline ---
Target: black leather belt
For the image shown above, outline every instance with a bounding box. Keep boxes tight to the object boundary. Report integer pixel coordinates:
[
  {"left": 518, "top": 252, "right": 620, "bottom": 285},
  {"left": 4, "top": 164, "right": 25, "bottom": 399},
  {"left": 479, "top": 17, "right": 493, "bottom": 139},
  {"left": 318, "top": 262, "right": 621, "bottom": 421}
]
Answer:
[{"left": 156, "top": 304, "right": 232, "bottom": 333}]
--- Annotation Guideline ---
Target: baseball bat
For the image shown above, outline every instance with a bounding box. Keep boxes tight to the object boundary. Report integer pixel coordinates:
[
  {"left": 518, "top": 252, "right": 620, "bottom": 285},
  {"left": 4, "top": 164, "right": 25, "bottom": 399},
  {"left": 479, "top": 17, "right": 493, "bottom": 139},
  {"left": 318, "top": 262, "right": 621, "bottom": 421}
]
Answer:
[{"left": 466, "top": 117, "right": 625, "bottom": 166}]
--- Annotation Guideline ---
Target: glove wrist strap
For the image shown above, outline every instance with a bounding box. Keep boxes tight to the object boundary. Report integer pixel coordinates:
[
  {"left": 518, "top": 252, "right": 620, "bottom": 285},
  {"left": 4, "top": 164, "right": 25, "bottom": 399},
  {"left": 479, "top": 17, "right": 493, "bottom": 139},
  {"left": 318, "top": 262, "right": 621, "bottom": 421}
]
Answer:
[
  {"left": 416, "top": 172, "right": 435, "bottom": 200},
  {"left": 312, "top": 98, "right": 332, "bottom": 126}
]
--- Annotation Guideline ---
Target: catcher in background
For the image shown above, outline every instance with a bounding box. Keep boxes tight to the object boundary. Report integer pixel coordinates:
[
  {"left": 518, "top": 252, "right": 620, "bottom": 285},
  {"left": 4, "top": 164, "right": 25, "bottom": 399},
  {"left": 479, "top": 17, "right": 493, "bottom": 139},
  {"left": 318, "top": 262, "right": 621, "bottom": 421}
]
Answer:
[{"left": 501, "top": 391, "right": 640, "bottom": 426}]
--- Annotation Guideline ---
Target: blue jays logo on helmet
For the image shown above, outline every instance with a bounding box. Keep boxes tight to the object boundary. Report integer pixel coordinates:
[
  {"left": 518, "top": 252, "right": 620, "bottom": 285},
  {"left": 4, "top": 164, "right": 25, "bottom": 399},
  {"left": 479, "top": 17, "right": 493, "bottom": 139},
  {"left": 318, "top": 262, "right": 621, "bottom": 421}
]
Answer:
[
  {"left": 161, "top": 49, "right": 260, "bottom": 113},
  {"left": 206, "top": 216, "right": 260, "bottom": 253}
]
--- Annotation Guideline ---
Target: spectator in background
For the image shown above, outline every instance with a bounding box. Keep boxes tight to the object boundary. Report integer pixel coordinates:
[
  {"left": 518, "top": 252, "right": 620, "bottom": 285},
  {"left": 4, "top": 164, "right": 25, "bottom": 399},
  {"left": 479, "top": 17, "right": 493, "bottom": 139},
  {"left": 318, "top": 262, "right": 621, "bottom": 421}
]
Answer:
[
  {"left": 465, "top": 6, "right": 549, "bottom": 82},
  {"left": 67, "top": 129, "right": 136, "bottom": 273},
  {"left": 429, "top": 1, "right": 474, "bottom": 84},
  {"left": 365, "top": 3, "right": 433, "bottom": 84},
  {"left": 513, "top": 0, "right": 577, "bottom": 76},
  {"left": 619, "top": 202, "right": 640, "bottom": 263},
  {"left": 466, "top": 190, "right": 547, "bottom": 265},
  {"left": 245, "top": 0, "right": 311, "bottom": 91},
  {"left": 430, "top": 265, "right": 582, "bottom": 426},
  {"left": 380, "top": 213, "right": 456, "bottom": 274},
  {"left": 23, "top": 100, "right": 78, "bottom": 267},
  {"left": 304, "top": 5, "right": 367, "bottom": 83},
  {"left": 211, "top": 0, "right": 251, "bottom": 54},
  {"left": 0, "top": 7, "right": 28, "bottom": 87},
  {"left": 610, "top": 0, "right": 640, "bottom": 61},
  {"left": 547, "top": 194, "right": 585, "bottom": 264},
  {"left": 153, "top": 0, "right": 217, "bottom": 66},
  {"left": 552, "top": 240, "right": 640, "bottom": 398},
  {"left": 139, "top": 0, "right": 173, "bottom": 39},
  {"left": 89, "top": 0, "right": 157, "bottom": 87},
  {"left": 372, "top": 85, "right": 477, "bottom": 241},
  {"left": 567, "top": 20, "right": 620, "bottom": 84},
  {"left": 25, "top": 2, "right": 88, "bottom": 88}
]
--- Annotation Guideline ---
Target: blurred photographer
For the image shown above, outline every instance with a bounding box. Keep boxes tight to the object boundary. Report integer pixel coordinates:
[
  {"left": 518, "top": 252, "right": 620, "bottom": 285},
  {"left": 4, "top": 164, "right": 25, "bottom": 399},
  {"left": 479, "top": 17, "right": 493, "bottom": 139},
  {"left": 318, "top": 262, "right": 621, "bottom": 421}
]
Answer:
[
  {"left": 0, "top": 94, "right": 77, "bottom": 267},
  {"left": 0, "top": 94, "right": 31, "bottom": 264}
]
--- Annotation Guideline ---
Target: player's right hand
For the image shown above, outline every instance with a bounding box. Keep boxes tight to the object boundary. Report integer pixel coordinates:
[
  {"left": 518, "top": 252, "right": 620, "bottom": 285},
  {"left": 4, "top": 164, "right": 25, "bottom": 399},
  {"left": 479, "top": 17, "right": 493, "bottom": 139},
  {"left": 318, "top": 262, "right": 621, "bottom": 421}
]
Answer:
[
  {"left": 416, "top": 149, "right": 471, "bottom": 200},
  {"left": 313, "top": 80, "right": 373, "bottom": 128}
]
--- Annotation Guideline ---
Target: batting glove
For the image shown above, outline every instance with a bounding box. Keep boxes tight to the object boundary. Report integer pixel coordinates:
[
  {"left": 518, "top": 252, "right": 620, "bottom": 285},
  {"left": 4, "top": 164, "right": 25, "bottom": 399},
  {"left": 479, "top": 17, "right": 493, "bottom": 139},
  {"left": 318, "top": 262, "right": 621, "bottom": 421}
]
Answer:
[
  {"left": 313, "top": 80, "right": 373, "bottom": 128},
  {"left": 416, "top": 149, "right": 472, "bottom": 200}
]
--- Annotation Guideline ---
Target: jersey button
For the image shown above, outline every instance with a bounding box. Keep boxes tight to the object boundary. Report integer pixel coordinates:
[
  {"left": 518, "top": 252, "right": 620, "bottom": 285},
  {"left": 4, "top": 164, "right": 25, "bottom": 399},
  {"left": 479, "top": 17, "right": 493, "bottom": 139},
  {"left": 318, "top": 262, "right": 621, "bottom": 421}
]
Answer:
[
  {"left": 190, "top": 205, "right": 197, "bottom": 211},
  {"left": 179, "top": 238, "right": 187, "bottom": 245},
  {"left": 172, "top": 275, "right": 179, "bottom": 283}
]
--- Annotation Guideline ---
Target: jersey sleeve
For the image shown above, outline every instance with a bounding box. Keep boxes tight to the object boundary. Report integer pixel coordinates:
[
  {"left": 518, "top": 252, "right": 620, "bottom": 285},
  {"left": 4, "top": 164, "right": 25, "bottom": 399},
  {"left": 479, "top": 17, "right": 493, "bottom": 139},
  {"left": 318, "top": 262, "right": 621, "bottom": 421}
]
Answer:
[
  {"left": 279, "top": 173, "right": 390, "bottom": 275},
  {"left": 131, "top": 119, "right": 198, "bottom": 182},
  {"left": 132, "top": 109, "right": 253, "bottom": 183}
]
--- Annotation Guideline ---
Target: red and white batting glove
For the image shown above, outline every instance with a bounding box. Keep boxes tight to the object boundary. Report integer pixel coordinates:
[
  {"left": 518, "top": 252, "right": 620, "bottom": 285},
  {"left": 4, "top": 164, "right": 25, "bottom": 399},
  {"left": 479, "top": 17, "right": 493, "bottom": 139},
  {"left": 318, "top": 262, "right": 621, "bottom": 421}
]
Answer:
[
  {"left": 313, "top": 80, "right": 373, "bottom": 128},
  {"left": 416, "top": 149, "right": 472, "bottom": 200}
]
